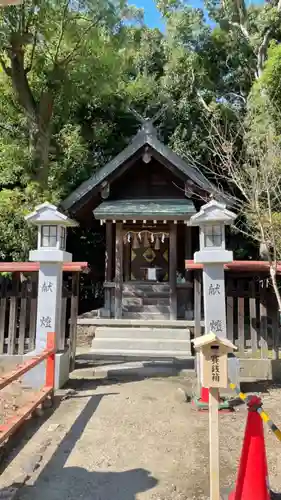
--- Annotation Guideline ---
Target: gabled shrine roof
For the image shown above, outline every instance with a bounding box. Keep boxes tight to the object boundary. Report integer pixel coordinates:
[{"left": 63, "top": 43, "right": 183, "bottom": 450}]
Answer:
[
  {"left": 62, "top": 120, "right": 230, "bottom": 212},
  {"left": 94, "top": 198, "right": 196, "bottom": 220}
]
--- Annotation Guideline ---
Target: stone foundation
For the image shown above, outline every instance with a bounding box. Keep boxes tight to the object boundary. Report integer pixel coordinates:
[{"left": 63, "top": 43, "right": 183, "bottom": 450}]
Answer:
[
  {"left": 239, "top": 358, "right": 281, "bottom": 382},
  {"left": 77, "top": 325, "right": 96, "bottom": 347}
]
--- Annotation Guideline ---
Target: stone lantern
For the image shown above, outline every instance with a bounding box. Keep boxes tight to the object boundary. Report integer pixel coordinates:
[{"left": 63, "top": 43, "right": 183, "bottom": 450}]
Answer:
[
  {"left": 191, "top": 200, "right": 235, "bottom": 337},
  {"left": 25, "top": 202, "right": 77, "bottom": 388},
  {"left": 192, "top": 199, "right": 235, "bottom": 265},
  {"left": 190, "top": 199, "right": 238, "bottom": 409},
  {"left": 26, "top": 202, "right": 77, "bottom": 261}
]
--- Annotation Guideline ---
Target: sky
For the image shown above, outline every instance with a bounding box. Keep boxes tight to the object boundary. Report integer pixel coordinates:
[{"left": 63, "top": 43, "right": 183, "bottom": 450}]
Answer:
[
  {"left": 129, "top": 0, "right": 264, "bottom": 30},
  {"left": 131, "top": 0, "right": 165, "bottom": 30}
]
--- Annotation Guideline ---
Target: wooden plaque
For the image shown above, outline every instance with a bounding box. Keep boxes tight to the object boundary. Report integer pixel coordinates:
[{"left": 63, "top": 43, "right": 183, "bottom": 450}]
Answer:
[{"left": 200, "top": 345, "right": 228, "bottom": 388}]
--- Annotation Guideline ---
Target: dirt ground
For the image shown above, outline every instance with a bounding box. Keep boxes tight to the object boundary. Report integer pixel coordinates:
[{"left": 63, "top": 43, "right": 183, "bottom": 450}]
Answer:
[
  {"left": 0, "top": 363, "right": 35, "bottom": 426},
  {"left": 0, "top": 373, "right": 281, "bottom": 499}
]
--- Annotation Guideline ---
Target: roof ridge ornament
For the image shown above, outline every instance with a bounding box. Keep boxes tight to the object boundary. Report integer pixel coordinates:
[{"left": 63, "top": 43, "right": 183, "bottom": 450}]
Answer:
[{"left": 128, "top": 106, "right": 167, "bottom": 136}]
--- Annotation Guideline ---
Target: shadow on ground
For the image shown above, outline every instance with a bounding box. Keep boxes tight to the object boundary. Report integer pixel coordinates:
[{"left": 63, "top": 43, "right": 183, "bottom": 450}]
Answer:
[
  {"left": 72, "top": 357, "right": 195, "bottom": 388},
  {"left": 17, "top": 466, "right": 157, "bottom": 500},
  {"left": 10, "top": 388, "right": 158, "bottom": 500}
]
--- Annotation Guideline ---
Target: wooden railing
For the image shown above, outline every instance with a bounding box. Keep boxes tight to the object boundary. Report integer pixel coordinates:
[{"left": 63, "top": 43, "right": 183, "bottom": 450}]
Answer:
[
  {"left": 0, "top": 272, "right": 80, "bottom": 355},
  {"left": 0, "top": 332, "right": 55, "bottom": 445},
  {"left": 194, "top": 270, "right": 280, "bottom": 359}
]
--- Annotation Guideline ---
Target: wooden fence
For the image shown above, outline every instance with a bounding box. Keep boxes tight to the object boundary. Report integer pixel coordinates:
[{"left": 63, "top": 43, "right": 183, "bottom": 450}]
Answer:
[
  {"left": 0, "top": 272, "right": 80, "bottom": 356},
  {"left": 1, "top": 268, "right": 280, "bottom": 360},
  {"left": 194, "top": 271, "right": 280, "bottom": 359}
]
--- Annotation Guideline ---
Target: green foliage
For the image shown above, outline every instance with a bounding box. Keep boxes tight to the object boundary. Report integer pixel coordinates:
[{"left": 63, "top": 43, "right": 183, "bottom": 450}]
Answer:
[
  {"left": 0, "top": 0, "right": 281, "bottom": 260},
  {"left": 0, "top": 189, "right": 34, "bottom": 261}
]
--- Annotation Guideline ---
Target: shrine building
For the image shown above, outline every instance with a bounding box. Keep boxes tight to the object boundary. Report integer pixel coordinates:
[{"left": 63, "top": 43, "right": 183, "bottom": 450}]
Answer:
[{"left": 62, "top": 119, "right": 232, "bottom": 357}]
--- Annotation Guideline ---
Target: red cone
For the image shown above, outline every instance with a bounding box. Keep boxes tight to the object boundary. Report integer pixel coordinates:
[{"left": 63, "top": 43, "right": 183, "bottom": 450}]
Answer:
[
  {"left": 229, "top": 396, "right": 270, "bottom": 500},
  {"left": 200, "top": 387, "right": 209, "bottom": 403}
]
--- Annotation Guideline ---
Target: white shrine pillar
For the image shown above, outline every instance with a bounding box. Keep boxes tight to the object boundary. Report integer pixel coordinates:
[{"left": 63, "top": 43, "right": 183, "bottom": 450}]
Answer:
[
  {"left": 190, "top": 199, "right": 237, "bottom": 409},
  {"left": 24, "top": 202, "right": 78, "bottom": 388}
]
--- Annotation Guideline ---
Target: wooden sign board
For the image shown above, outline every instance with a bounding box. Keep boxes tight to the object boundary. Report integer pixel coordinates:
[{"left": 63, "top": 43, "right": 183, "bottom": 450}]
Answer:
[
  {"left": 200, "top": 345, "right": 228, "bottom": 388},
  {"left": 193, "top": 332, "right": 236, "bottom": 389}
]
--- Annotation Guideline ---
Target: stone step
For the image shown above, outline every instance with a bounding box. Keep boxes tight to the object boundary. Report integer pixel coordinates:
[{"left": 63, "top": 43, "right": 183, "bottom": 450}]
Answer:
[
  {"left": 89, "top": 348, "right": 192, "bottom": 359},
  {"left": 122, "top": 297, "right": 143, "bottom": 307},
  {"left": 123, "top": 290, "right": 170, "bottom": 298},
  {"left": 71, "top": 360, "right": 194, "bottom": 379},
  {"left": 122, "top": 297, "right": 170, "bottom": 306},
  {"left": 78, "top": 318, "right": 198, "bottom": 327},
  {"left": 92, "top": 338, "right": 191, "bottom": 352},
  {"left": 122, "top": 284, "right": 170, "bottom": 297},
  {"left": 123, "top": 283, "right": 170, "bottom": 291},
  {"left": 122, "top": 305, "right": 171, "bottom": 314},
  {"left": 143, "top": 297, "right": 170, "bottom": 305},
  {"left": 122, "top": 312, "right": 170, "bottom": 320},
  {"left": 95, "top": 327, "right": 190, "bottom": 340}
]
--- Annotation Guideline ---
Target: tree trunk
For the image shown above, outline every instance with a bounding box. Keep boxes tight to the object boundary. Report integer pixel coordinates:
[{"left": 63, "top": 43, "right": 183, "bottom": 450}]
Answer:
[
  {"left": 9, "top": 39, "right": 36, "bottom": 121},
  {"left": 7, "top": 38, "right": 54, "bottom": 188},
  {"left": 32, "top": 90, "right": 54, "bottom": 187}
]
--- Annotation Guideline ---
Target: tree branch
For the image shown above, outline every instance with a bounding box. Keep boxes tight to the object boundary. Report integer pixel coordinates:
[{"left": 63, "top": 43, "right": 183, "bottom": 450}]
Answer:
[
  {"left": 196, "top": 91, "right": 212, "bottom": 112},
  {"left": 228, "top": 20, "right": 250, "bottom": 41},
  {"left": 256, "top": 0, "right": 281, "bottom": 77},
  {"left": 54, "top": 0, "right": 71, "bottom": 64},
  {"left": 256, "top": 28, "right": 272, "bottom": 78},
  {"left": 25, "top": 28, "right": 37, "bottom": 74}
]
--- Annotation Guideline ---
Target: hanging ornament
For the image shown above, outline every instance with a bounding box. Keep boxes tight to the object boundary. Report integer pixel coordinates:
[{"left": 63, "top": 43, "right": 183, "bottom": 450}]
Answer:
[
  {"left": 151, "top": 233, "right": 154, "bottom": 243},
  {"left": 161, "top": 233, "right": 165, "bottom": 243},
  {"left": 143, "top": 231, "right": 149, "bottom": 248},
  {"left": 154, "top": 235, "right": 160, "bottom": 250},
  {"left": 132, "top": 233, "right": 139, "bottom": 249},
  {"left": 127, "top": 232, "right": 131, "bottom": 243},
  {"left": 138, "top": 231, "right": 142, "bottom": 242}
]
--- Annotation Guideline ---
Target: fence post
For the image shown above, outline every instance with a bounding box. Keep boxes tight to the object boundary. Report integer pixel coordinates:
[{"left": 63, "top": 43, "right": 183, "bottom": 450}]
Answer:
[
  {"left": 69, "top": 272, "right": 79, "bottom": 372},
  {"left": 7, "top": 273, "right": 20, "bottom": 354},
  {"left": 46, "top": 332, "right": 55, "bottom": 389},
  {"left": 194, "top": 270, "right": 202, "bottom": 338}
]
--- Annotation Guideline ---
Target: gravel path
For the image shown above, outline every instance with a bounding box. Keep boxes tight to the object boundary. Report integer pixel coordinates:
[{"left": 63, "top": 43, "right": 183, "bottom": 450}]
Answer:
[{"left": 0, "top": 375, "right": 281, "bottom": 499}]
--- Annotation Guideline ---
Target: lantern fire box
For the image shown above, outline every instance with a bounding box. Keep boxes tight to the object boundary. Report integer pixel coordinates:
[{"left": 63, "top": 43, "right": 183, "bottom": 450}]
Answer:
[{"left": 192, "top": 333, "right": 236, "bottom": 389}]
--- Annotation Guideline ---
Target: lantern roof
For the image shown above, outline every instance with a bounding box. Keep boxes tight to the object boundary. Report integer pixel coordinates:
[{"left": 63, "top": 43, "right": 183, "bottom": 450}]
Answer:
[
  {"left": 25, "top": 202, "right": 78, "bottom": 227},
  {"left": 192, "top": 332, "right": 236, "bottom": 351},
  {"left": 190, "top": 199, "right": 236, "bottom": 226}
]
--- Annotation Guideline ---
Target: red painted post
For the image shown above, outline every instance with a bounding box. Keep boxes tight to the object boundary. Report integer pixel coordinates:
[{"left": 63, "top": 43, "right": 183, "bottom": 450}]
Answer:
[{"left": 45, "top": 332, "right": 55, "bottom": 388}]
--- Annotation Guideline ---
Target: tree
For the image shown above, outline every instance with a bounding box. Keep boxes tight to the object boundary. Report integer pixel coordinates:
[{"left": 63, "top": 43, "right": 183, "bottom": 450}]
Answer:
[
  {"left": 0, "top": 0, "right": 142, "bottom": 188},
  {"left": 0, "top": 0, "right": 281, "bottom": 262},
  {"left": 202, "top": 113, "right": 281, "bottom": 312},
  {"left": 205, "top": 0, "right": 281, "bottom": 78},
  {"left": 0, "top": 0, "right": 144, "bottom": 259}
]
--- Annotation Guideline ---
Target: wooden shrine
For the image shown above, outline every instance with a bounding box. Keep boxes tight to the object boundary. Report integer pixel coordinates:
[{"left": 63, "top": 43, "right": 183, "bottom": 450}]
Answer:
[{"left": 62, "top": 118, "right": 231, "bottom": 321}]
